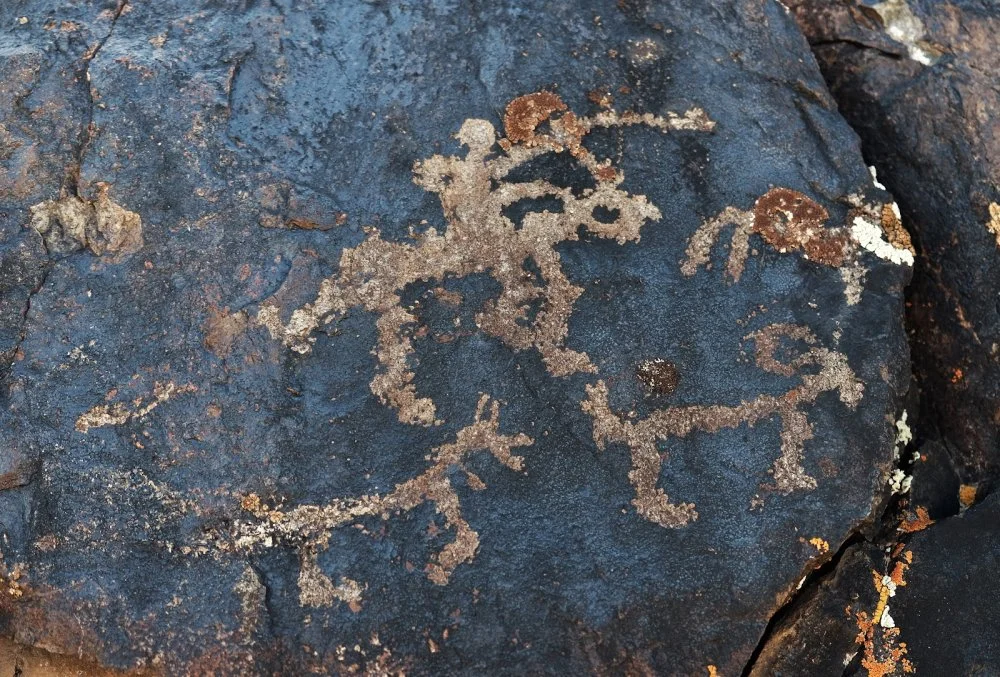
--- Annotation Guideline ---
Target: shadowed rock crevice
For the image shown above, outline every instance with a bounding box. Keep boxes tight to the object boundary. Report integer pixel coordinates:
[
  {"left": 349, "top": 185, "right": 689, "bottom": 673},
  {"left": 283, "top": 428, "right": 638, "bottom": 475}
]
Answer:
[{"left": 72, "top": 0, "right": 130, "bottom": 198}]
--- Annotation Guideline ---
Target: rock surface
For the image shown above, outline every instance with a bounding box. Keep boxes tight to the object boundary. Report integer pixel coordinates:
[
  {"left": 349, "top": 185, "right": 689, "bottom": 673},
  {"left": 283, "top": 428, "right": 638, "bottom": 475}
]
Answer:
[
  {"left": 791, "top": 0, "right": 1000, "bottom": 494},
  {"left": 750, "top": 2, "right": 1000, "bottom": 674},
  {"left": 0, "top": 1, "right": 911, "bottom": 673},
  {"left": 748, "top": 487, "right": 1000, "bottom": 676}
]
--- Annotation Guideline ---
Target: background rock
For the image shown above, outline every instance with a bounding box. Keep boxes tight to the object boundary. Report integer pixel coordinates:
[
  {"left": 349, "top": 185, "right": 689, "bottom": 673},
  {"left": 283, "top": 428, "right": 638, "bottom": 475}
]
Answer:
[
  {"left": 1, "top": 1, "right": 910, "bottom": 673},
  {"left": 755, "top": 2, "right": 1000, "bottom": 673},
  {"left": 790, "top": 0, "right": 1000, "bottom": 495}
]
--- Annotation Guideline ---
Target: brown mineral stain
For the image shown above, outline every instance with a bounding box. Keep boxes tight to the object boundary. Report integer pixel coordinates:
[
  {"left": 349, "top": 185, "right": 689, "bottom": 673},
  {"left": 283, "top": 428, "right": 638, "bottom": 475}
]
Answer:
[
  {"left": 203, "top": 308, "right": 249, "bottom": 358},
  {"left": 432, "top": 287, "right": 464, "bottom": 306},
  {"left": 285, "top": 216, "right": 336, "bottom": 231},
  {"left": 0, "top": 464, "right": 33, "bottom": 493},
  {"left": 636, "top": 359, "right": 679, "bottom": 395},
  {"left": 587, "top": 89, "right": 613, "bottom": 108},
  {"left": 0, "top": 637, "right": 143, "bottom": 677}
]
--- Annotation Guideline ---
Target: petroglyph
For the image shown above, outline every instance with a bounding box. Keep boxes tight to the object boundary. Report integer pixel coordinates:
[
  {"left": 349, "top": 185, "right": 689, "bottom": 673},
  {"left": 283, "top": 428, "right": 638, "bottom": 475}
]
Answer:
[
  {"left": 237, "top": 93, "right": 871, "bottom": 606},
  {"left": 581, "top": 324, "right": 863, "bottom": 527},
  {"left": 681, "top": 187, "right": 913, "bottom": 303},
  {"left": 76, "top": 382, "right": 198, "bottom": 433},
  {"left": 235, "top": 395, "right": 532, "bottom": 607},
  {"left": 257, "top": 92, "right": 714, "bottom": 426}
]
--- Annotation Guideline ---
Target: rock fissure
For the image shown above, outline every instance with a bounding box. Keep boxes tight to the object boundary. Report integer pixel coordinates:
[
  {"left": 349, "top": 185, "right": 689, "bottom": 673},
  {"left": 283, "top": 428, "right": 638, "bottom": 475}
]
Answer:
[{"left": 74, "top": 0, "right": 129, "bottom": 198}]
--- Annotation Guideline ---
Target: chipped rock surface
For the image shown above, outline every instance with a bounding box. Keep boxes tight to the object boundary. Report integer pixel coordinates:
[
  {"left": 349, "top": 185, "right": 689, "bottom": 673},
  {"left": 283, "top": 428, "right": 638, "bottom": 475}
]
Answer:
[{"left": 0, "top": 0, "right": 910, "bottom": 674}]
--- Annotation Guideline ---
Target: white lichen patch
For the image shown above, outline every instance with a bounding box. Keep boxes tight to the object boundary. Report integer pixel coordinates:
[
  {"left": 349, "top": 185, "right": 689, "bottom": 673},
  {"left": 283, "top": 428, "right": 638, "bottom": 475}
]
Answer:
[
  {"left": 851, "top": 217, "right": 914, "bottom": 266},
  {"left": 869, "top": 166, "right": 887, "bottom": 191},
  {"left": 879, "top": 606, "right": 896, "bottom": 629},
  {"left": 889, "top": 468, "right": 912, "bottom": 495},
  {"left": 895, "top": 410, "right": 913, "bottom": 448},
  {"left": 881, "top": 575, "right": 898, "bottom": 597},
  {"left": 873, "top": 0, "right": 942, "bottom": 65},
  {"left": 888, "top": 410, "right": 914, "bottom": 493}
]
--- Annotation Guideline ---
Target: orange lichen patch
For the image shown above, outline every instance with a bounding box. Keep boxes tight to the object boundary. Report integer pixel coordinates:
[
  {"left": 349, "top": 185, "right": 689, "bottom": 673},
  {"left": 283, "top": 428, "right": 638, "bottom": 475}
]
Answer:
[
  {"left": 854, "top": 549, "right": 915, "bottom": 676},
  {"left": 29, "top": 183, "right": 143, "bottom": 260},
  {"left": 75, "top": 382, "right": 198, "bottom": 433},
  {"left": 809, "top": 537, "right": 830, "bottom": 554},
  {"left": 951, "top": 368, "right": 964, "bottom": 383},
  {"left": 581, "top": 324, "right": 863, "bottom": 527},
  {"left": 959, "top": 483, "right": 977, "bottom": 509},
  {"left": 881, "top": 203, "right": 914, "bottom": 254},
  {"left": 754, "top": 189, "right": 850, "bottom": 266},
  {"left": 707, "top": 666, "right": 719, "bottom": 677},
  {"left": 898, "top": 506, "right": 934, "bottom": 533},
  {"left": 235, "top": 396, "right": 532, "bottom": 607},
  {"left": 888, "top": 560, "right": 909, "bottom": 589},
  {"left": 258, "top": 92, "right": 713, "bottom": 425},
  {"left": 987, "top": 202, "right": 1000, "bottom": 247}
]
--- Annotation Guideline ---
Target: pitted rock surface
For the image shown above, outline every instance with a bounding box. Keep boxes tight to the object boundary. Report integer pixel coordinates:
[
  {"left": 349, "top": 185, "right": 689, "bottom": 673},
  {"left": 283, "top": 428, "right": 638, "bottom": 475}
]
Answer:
[{"left": 1, "top": 1, "right": 910, "bottom": 673}]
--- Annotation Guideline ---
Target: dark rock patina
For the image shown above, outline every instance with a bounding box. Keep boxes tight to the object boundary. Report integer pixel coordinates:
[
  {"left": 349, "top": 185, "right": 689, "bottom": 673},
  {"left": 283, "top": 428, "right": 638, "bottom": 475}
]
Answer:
[
  {"left": 1, "top": 1, "right": 910, "bottom": 673},
  {"left": 751, "top": 3, "right": 1000, "bottom": 674},
  {"left": 791, "top": 0, "right": 1000, "bottom": 496}
]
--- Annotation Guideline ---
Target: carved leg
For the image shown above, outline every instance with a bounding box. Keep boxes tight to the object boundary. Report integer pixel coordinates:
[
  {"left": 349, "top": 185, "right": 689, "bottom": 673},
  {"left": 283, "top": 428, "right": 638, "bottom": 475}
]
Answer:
[
  {"left": 628, "top": 439, "right": 698, "bottom": 528},
  {"left": 371, "top": 305, "right": 437, "bottom": 426},
  {"left": 681, "top": 206, "right": 754, "bottom": 279},
  {"left": 771, "top": 407, "right": 818, "bottom": 493}
]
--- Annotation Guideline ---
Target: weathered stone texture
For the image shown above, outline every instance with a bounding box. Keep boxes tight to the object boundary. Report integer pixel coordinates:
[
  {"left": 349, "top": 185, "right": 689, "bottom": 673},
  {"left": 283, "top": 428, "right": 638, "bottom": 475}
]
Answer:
[{"left": 0, "top": 1, "right": 911, "bottom": 673}]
